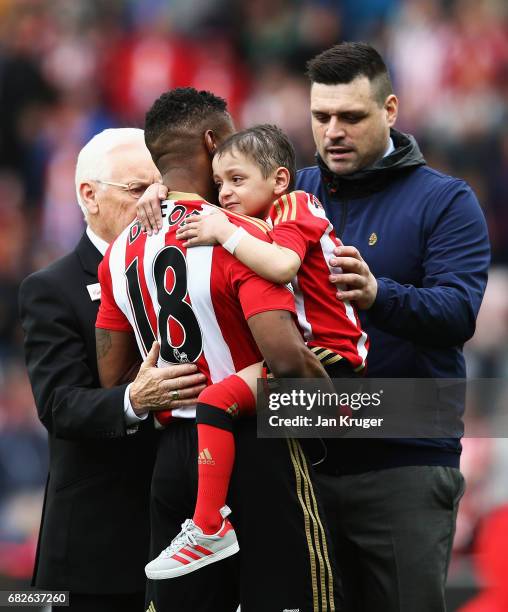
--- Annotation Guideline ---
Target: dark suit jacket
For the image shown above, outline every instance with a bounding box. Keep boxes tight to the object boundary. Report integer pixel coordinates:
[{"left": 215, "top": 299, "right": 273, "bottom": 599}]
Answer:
[{"left": 19, "top": 232, "right": 158, "bottom": 594}]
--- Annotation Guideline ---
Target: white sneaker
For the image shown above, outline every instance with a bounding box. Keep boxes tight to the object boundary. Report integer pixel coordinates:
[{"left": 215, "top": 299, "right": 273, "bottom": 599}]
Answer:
[{"left": 145, "top": 506, "right": 239, "bottom": 580}]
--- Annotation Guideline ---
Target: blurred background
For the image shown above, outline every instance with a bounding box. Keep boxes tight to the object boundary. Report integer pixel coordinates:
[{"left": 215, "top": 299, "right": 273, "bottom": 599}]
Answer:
[{"left": 0, "top": 0, "right": 507, "bottom": 609}]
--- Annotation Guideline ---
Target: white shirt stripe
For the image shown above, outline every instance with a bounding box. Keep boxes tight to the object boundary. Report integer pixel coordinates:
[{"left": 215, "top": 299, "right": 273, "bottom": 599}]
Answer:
[
  {"left": 143, "top": 230, "right": 165, "bottom": 364},
  {"left": 291, "top": 275, "right": 313, "bottom": 342},
  {"left": 186, "top": 245, "right": 236, "bottom": 383},
  {"left": 319, "top": 227, "right": 368, "bottom": 368}
]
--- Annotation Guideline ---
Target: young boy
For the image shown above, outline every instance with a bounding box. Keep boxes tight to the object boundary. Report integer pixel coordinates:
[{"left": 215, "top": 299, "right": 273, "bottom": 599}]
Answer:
[{"left": 145, "top": 125, "right": 368, "bottom": 580}]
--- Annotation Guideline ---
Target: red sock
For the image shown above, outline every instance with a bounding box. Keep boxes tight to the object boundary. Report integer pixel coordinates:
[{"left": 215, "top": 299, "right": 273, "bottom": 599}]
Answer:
[
  {"left": 193, "top": 375, "right": 255, "bottom": 534},
  {"left": 194, "top": 424, "right": 234, "bottom": 534}
]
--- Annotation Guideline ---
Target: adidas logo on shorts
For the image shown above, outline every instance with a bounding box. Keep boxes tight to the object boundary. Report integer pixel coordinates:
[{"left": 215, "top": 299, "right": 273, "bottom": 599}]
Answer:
[{"left": 198, "top": 448, "right": 215, "bottom": 465}]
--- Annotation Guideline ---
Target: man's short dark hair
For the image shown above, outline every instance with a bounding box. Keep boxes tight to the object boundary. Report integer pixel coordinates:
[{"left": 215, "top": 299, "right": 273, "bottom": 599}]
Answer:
[
  {"left": 145, "top": 87, "right": 231, "bottom": 151},
  {"left": 214, "top": 124, "right": 296, "bottom": 191},
  {"left": 306, "top": 42, "right": 393, "bottom": 105}
]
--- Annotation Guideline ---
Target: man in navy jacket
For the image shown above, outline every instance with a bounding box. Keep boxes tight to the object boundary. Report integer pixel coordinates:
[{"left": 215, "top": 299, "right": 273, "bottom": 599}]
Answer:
[
  {"left": 134, "top": 51, "right": 489, "bottom": 608},
  {"left": 296, "top": 42, "right": 490, "bottom": 612}
]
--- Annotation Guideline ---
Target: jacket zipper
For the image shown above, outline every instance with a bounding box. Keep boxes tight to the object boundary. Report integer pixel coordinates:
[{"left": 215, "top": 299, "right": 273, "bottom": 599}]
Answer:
[{"left": 338, "top": 199, "right": 349, "bottom": 240}]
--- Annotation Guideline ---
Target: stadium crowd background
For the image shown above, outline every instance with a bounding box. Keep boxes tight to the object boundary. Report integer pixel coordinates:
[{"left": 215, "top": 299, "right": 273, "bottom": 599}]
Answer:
[{"left": 0, "top": 0, "right": 507, "bottom": 607}]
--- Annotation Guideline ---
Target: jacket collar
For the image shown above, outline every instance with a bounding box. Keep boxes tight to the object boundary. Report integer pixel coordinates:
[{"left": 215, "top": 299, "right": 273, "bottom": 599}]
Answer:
[
  {"left": 75, "top": 232, "right": 103, "bottom": 277},
  {"left": 317, "top": 129, "right": 426, "bottom": 199}
]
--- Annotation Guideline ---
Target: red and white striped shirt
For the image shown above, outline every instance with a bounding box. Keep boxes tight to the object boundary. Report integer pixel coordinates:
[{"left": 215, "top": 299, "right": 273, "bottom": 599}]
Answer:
[
  {"left": 267, "top": 191, "right": 368, "bottom": 372},
  {"left": 96, "top": 191, "right": 295, "bottom": 424}
]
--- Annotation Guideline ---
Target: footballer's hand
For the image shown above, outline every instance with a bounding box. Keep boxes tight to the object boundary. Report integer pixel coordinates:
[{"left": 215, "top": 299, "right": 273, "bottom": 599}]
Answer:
[
  {"left": 176, "top": 210, "right": 234, "bottom": 247},
  {"left": 129, "top": 342, "right": 207, "bottom": 415},
  {"left": 136, "top": 183, "right": 167, "bottom": 236},
  {"left": 329, "top": 245, "right": 378, "bottom": 310}
]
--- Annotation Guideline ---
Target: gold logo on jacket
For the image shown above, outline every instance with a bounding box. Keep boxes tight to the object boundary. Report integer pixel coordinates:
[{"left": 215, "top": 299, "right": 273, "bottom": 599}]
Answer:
[{"left": 368, "top": 232, "right": 378, "bottom": 246}]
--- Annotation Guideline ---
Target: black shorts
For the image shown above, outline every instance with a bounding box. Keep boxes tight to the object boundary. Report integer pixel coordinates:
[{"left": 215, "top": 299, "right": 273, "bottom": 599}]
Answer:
[
  {"left": 263, "top": 348, "right": 360, "bottom": 381},
  {"left": 147, "top": 417, "right": 340, "bottom": 612},
  {"left": 310, "top": 347, "right": 362, "bottom": 379}
]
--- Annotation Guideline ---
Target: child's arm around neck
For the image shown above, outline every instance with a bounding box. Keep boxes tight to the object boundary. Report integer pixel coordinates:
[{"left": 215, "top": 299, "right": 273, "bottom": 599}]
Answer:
[{"left": 176, "top": 208, "right": 301, "bottom": 284}]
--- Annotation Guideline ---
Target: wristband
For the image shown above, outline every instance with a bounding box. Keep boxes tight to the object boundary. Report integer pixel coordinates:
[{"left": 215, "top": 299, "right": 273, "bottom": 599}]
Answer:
[{"left": 222, "top": 226, "right": 247, "bottom": 255}]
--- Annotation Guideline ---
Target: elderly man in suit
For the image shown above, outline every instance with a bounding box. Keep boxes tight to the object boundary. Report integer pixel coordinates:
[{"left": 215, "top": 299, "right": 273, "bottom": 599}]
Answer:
[{"left": 19, "top": 128, "right": 207, "bottom": 612}]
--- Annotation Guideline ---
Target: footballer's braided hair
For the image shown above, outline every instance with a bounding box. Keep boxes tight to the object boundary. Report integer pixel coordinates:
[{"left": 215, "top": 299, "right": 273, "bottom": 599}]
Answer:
[{"left": 145, "top": 87, "right": 231, "bottom": 151}]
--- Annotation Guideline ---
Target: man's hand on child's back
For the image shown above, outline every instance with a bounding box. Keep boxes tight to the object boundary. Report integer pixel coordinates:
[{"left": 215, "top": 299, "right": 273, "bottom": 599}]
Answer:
[
  {"left": 137, "top": 182, "right": 167, "bottom": 235},
  {"left": 176, "top": 210, "right": 235, "bottom": 248}
]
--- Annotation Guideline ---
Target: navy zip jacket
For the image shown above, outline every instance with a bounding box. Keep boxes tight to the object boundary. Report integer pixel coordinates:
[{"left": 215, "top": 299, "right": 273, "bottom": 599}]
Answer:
[{"left": 296, "top": 129, "right": 490, "bottom": 473}]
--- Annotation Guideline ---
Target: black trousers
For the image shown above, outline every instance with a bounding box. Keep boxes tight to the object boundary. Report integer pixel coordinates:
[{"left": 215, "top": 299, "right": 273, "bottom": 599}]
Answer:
[
  {"left": 62, "top": 592, "right": 145, "bottom": 611},
  {"left": 314, "top": 465, "right": 465, "bottom": 612},
  {"left": 147, "top": 417, "right": 339, "bottom": 612}
]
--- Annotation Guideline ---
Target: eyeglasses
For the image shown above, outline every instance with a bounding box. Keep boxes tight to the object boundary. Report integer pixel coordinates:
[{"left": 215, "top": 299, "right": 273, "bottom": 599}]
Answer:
[{"left": 95, "top": 180, "right": 150, "bottom": 199}]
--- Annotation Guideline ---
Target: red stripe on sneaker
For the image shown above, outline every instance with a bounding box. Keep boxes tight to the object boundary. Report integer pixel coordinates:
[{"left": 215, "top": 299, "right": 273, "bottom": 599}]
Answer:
[
  {"left": 171, "top": 554, "right": 191, "bottom": 564},
  {"left": 180, "top": 548, "right": 201, "bottom": 560},
  {"left": 193, "top": 545, "right": 213, "bottom": 556},
  {"left": 218, "top": 522, "right": 232, "bottom": 537}
]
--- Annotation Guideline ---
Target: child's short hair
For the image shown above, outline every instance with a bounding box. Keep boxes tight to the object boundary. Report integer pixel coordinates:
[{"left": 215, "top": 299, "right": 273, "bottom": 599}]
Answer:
[{"left": 215, "top": 124, "right": 296, "bottom": 191}]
